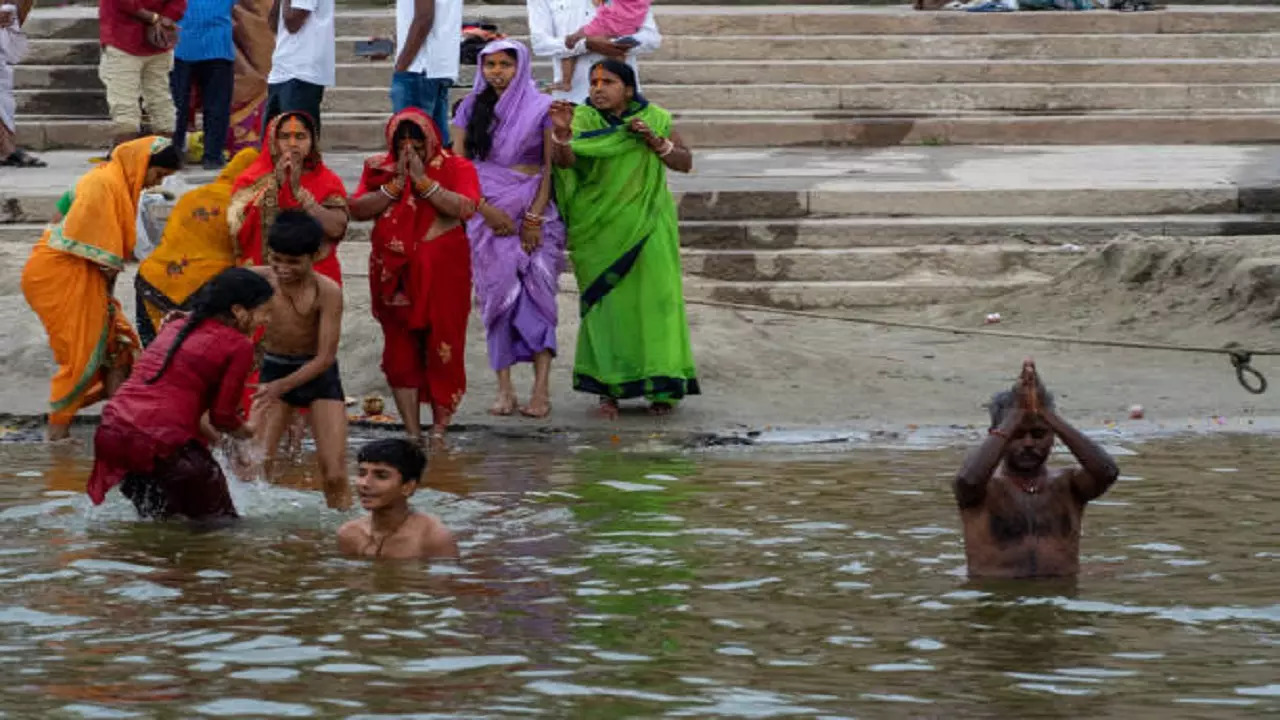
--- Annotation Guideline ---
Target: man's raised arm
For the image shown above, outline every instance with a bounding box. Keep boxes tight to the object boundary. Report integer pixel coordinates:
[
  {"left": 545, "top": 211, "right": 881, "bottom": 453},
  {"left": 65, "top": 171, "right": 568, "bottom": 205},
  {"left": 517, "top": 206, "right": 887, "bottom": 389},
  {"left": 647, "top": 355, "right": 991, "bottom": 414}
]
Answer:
[
  {"left": 954, "top": 407, "right": 1023, "bottom": 509},
  {"left": 1042, "top": 410, "right": 1119, "bottom": 502}
]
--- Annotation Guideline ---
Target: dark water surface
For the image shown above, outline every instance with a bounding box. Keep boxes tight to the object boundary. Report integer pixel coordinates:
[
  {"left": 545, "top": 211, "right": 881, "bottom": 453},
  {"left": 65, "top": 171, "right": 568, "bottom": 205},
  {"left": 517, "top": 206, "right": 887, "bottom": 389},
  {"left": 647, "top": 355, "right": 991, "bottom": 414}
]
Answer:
[{"left": 0, "top": 433, "right": 1276, "bottom": 718}]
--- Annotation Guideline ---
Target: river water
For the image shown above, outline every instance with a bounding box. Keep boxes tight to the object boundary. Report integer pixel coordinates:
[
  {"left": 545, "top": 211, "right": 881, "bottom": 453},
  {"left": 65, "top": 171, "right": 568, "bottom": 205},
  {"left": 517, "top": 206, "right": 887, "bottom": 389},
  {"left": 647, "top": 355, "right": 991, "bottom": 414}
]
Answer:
[{"left": 0, "top": 433, "right": 1276, "bottom": 718}]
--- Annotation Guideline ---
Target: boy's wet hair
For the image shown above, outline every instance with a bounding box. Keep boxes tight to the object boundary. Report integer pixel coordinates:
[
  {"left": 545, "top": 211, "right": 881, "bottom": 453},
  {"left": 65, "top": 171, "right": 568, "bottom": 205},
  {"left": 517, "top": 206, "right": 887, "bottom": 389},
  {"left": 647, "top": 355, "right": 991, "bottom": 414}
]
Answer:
[
  {"left": 267, "top": 209, "right": 324, "bottom": 257},
  {"left": 357, "top": 439, "right": 427, "bottom": 484},
  {"left": 988, "top": 388, "right": 1056, "bottom": 430}
]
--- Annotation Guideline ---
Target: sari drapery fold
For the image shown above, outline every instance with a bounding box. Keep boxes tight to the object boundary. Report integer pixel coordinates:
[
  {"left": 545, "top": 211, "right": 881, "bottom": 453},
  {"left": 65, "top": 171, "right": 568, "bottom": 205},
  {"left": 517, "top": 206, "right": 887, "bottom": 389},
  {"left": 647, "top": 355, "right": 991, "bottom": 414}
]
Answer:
[
  {"left": 553, "top": 101, "right": 698, "bottom": 402},
  {"left": 228, "top": 112, "right": 347, "bottom": 284},
  {"left": 137, "top": 148, "right": 261, "bottom": 331},
  {"left": 21, "top": 137, "right": 157, "bottom": 423},
  {"left": 358, "top": 109, "right": 481, "bottom": 415},
  {"left": 454, "top": 40, "right": 564, "bottom": 373}
]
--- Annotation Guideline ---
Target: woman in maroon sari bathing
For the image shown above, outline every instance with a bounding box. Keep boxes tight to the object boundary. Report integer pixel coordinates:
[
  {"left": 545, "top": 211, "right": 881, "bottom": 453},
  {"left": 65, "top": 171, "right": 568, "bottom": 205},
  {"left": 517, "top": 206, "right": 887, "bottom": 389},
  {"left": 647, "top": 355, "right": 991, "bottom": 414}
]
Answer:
[{"left": 87, "top": 268, "right": 274, "bottom": 522}]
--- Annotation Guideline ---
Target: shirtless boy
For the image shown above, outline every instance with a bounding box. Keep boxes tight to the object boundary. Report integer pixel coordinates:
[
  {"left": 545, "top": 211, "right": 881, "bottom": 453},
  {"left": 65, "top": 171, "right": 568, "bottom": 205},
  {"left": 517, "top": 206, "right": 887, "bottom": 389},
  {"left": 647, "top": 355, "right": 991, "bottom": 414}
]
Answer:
[
  {"left": 953, "top": 360, "right": 1120, "bottom": 579},
  {"left": 337, "top": 439, "right": 458, "bottom": 560},
  {"left": 251, "top": 210, "right": 350, "bottom": 509}
]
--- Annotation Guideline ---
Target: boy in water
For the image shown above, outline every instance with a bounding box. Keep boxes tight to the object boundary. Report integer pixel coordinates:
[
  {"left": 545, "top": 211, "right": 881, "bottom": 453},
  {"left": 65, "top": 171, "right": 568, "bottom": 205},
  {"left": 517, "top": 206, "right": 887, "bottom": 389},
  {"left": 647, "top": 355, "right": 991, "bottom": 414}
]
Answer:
[
  {"left": 251, "top": 210, "right": 350, "bottom": 509},
  {"left": 338, "top": 438, "right": 458, "bottom": 560},
  {"left": 953, "top": 359, "right": 1120, "bottom": 579}
]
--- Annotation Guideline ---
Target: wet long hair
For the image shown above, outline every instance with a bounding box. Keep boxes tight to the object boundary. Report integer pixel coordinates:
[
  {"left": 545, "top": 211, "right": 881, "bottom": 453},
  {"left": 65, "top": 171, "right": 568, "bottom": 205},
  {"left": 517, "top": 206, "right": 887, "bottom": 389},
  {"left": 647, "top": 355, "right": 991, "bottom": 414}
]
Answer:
[
  {"left": 146, "top": 268, "right": 275, "bottom": 385},
  {"left": 464, "top": 48, "right": 518, "bottom": 161}
]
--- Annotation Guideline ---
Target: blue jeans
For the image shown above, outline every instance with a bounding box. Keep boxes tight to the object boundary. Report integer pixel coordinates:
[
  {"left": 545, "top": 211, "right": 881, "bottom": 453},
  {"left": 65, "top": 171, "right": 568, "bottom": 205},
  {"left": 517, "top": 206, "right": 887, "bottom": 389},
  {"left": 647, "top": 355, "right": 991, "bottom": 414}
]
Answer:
[
  {"left": 170, "top": 59, "right": 234, "bottom": 165},
  {"left": 390, "top": 72, "right": 452, "bottom": 145}
]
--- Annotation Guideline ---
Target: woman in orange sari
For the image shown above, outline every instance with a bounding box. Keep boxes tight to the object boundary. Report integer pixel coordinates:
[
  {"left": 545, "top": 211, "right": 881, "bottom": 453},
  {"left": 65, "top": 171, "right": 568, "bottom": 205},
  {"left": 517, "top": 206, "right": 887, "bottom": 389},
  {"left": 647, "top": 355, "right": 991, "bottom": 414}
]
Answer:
[
  {"left": 136, "top": 147, "right": 260, "bottom": 341},
  {"left": 228, "top": 111, "right": 348, "bottom": 284},
  {"left": 21, "top": 136, "right": 182, "bottom": 440},
  {"left": 350, "top": 109, "right": 480, "bottom": 445}
]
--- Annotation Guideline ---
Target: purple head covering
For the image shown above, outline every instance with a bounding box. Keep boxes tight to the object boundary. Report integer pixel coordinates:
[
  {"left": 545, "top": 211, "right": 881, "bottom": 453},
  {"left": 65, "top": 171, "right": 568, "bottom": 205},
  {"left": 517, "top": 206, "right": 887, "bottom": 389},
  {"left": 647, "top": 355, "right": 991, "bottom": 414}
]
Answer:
[{"left": 454, "top": 40, "right": 552, "bottom": 167}]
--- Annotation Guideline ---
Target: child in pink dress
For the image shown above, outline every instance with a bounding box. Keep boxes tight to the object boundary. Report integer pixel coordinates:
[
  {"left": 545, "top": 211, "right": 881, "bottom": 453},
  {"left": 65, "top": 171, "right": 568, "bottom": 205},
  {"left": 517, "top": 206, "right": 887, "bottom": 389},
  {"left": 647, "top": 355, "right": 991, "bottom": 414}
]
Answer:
[{"left": 553, "top": 0, "right": 651, "bottom": 94}]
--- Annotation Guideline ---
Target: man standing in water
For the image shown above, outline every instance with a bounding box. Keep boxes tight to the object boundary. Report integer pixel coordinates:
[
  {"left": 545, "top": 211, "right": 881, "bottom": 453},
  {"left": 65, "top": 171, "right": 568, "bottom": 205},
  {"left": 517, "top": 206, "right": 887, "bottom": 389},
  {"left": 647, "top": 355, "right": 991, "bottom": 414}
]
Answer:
[
  {"left": 251, "top": 210, "right": 349, "bottom": 510},
  {"left": 954, "top": 360, "right": 1120, "bottom": 578}
]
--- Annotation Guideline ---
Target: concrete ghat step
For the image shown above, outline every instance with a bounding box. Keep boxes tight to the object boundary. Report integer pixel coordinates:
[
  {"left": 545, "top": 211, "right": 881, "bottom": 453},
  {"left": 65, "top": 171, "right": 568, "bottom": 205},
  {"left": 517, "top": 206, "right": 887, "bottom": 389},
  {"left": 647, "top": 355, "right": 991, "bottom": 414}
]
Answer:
[
  {"left": 21, "top": 82, "right": 1280, "bottom": 117},
  {"left": 658, "top": 34, "right": 1280, "bottom": 62},
  {"left": 26, "top": 80, "right": 1280, "bottom": 117},
  {"left": 20, "top": 111, "right": 1280, "bottom": 151},
  {"left": 0, "top": 239, "right": 1051, "bottom": 310},
  {"left": 21, "top": 31, "right": 1280, "bottom": 66},
  {"left": 17, "top": 8, "right": 1280, "bottom": 41},
  {"left": 24, "top": 59, "right": 1280, "bottom": 88},
  {"left": 679, "top": 245, "right": 1083, "bottom": 281},
  {"left": 688, "top": 275, "right": 1051, "bottom": 309},
  {"left": 1, "top": 183, "right": 1267, "bottom": 226},
  {"left": 5, "top": 214, "right": 1275, "bottom": 250}
]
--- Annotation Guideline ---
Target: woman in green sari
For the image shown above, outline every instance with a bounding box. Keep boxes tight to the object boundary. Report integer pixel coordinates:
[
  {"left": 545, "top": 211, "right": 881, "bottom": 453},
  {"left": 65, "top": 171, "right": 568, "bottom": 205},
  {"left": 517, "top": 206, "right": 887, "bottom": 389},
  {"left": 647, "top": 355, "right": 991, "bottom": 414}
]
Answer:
[{"left": 550, "top": 60, "right": 698, "bottom": 418}]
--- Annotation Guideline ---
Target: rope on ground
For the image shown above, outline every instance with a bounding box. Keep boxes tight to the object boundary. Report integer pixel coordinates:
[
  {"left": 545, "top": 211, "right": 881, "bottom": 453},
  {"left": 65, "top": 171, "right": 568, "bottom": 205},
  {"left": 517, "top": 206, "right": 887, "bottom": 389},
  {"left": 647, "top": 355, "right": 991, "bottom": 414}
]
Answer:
[{"left": 681, "top": 298, "right": 1276, "bottom": 395}]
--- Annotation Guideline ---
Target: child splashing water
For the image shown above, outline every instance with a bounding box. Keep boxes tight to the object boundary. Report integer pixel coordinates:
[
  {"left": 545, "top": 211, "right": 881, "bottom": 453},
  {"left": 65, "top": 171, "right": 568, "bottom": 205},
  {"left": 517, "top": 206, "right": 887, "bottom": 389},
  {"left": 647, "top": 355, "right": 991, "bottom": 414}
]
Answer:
[
  {"left": 86, "top": 268, "right": 274, "bottom": 522},
  {"left": 552, "top": 0, "right": 651, "bottom": 94}
]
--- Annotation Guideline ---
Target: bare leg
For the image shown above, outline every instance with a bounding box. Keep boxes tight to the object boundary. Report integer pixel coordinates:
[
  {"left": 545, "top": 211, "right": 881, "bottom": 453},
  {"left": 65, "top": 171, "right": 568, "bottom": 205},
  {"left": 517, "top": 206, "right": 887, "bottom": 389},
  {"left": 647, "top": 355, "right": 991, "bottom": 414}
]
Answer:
[
  {"left": 490, "top": 368, "right": 517, "bottom": 416},
  {"left": 253, "top": 398, "right": 292, "bottom": 478},
  {"left": 430, "top": 403, "right": 452, "bottom": 439},
  {"left": 284, "top": 409, "right": 306, "bottom": 464},
  {"left": 308, "top": 399, "right": 350, "bottom": 510},
  {"left": 104, "top": 365, "right": 128, "bottom": 398},
  {"left": 554, "top": 56, "right": 577, "bottom": 93},
  {"left": 46, "top": 422, "right": 72, "bottom": 442},
  {"left": 519, "top": 351, "right": 553, "bottom": 419},
  {"left": 391, "top": 387, "right": 423, "bottom": 444}
]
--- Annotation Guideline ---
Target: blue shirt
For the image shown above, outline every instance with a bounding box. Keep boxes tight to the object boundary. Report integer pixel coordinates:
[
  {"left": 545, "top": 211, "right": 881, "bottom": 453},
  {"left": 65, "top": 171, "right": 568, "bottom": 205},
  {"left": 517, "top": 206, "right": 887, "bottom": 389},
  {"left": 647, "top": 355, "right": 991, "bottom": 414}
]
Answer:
[{"left": 175, "top": 0, "right": 235, "bottom": 62}]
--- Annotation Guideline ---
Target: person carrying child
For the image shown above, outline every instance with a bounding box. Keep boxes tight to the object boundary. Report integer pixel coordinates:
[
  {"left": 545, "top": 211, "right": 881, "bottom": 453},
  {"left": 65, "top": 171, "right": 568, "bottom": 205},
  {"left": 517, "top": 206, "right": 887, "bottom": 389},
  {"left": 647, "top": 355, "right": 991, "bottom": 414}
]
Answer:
[
  {"left": 549, "top": 0, "right": 651, "bottom": 94},
  {"left": 250, "top": 210, "right": 350, "bottom": 510}
]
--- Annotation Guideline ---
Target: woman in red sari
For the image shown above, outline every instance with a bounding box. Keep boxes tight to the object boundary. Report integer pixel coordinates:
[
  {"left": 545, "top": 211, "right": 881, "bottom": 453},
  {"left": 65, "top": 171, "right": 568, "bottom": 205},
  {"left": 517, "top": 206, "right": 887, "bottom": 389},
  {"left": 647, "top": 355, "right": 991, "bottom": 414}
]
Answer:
[
  {"left": 350, "top": 109, "right": 480, "bottom": 445},
  {"left": 229, "top": 111, "right": 348, "bottom": 284}
]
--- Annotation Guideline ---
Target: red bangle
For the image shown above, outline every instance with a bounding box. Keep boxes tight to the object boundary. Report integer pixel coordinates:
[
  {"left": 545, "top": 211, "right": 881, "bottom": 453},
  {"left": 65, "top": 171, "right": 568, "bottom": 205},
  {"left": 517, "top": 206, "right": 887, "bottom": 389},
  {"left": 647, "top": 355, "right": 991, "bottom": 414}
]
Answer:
[{"left": 988, "top": 428, "right": 1008, "bottom": 439}]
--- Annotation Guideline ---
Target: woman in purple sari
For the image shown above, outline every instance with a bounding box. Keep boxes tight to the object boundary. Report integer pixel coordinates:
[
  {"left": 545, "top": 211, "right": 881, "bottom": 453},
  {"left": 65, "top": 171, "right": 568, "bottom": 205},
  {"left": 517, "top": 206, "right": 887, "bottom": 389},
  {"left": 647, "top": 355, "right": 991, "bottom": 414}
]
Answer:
[{"left": 452, "top": 40, "right": 564, "bottom": 419}]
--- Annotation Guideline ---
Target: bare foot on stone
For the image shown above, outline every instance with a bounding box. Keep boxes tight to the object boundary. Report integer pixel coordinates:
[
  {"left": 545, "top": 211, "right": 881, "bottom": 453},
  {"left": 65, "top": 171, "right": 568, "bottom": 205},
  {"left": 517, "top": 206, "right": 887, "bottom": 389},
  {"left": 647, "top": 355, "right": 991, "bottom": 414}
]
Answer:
[
  {"left": 596, "top": 398, "right": 619, "bottom": 421},
  {"left": 648, "top": 402, "right": 674, "bottom": 417},
  {"left": 489, "top": 392, "right": 517, "bottom": 416},
  {"left": 520, "top": 394, "right": 552, "bottom": 419}
]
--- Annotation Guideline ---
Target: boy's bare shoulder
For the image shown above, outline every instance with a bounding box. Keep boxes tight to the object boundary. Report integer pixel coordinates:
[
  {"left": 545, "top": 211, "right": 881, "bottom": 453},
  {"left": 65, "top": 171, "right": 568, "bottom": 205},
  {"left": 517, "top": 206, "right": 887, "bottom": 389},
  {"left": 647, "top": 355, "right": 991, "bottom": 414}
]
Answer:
[
  {"left": 410, "top": 513, "right": 458, "bottom": 559},
  {"left": 317, "top": 273, "right": 343, "bottom": 306},
  {"left": 337, "top": 517, "right": 371, "bottom": 554}
]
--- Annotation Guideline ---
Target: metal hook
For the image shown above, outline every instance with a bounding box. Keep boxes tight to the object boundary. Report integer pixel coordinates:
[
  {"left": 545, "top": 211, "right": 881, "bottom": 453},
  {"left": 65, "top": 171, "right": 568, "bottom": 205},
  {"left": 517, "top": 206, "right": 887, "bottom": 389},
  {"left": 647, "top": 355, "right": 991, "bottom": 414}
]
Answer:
[{"left": 1230, "top": 351, "right": 1267, "bottom": 395}]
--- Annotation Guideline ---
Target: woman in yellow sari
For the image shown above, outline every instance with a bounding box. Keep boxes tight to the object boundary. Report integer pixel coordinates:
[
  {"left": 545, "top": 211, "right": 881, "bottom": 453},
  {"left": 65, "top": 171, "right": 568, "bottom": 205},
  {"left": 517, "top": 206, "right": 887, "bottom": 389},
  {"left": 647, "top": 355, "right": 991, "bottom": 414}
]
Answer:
[
  {"left": 135, "top": 148, "right": 261, "bottom": 341},
  {"left": 21, "top": 136, "right": 182, "bottom": 440}
]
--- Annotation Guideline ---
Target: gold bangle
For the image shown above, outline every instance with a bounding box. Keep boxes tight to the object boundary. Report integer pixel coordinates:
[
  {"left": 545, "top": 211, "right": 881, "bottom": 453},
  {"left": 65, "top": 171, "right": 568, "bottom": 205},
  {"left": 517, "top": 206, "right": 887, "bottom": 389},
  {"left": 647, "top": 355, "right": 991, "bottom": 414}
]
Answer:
[{"left": 551, "top": 130, "right": 572, "bottom": 145}]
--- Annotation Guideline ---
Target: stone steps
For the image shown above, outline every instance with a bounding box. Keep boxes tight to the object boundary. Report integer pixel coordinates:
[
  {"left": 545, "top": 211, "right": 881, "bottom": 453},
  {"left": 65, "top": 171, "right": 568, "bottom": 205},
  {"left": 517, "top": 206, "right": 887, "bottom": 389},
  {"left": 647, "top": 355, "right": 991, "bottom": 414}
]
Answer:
[
  {"left": 17, "top": 111, "right": 1280, "bottom": 150},
  {"left": 21, "top": 83, "right": 1280, "bottom": 117},
  {"left": 20, "top": 32, "right": 1280, "bottom": 64},
  {"left": 21, "top": 58, "right": 1280, "bottom": 87},
  {"left": 16, "top": 6, "right": 1280, "bottom": 148},
  {"left": 19, "top": 7, "right": 1280, "bottom": 40},
  {"left": 5, "top": 181, "right": 1272, "bottom": 226},
  {"left": 5, "top": 213, "right": 1274, "bottom": 250}
]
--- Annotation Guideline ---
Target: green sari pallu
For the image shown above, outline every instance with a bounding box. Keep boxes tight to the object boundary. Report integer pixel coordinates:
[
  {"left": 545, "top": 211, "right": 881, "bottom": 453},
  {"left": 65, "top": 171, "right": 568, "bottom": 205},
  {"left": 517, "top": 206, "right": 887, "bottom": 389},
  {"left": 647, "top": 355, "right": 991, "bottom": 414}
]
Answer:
[{"left": 554, "top": 101, "right": 700, "bottom": 403}]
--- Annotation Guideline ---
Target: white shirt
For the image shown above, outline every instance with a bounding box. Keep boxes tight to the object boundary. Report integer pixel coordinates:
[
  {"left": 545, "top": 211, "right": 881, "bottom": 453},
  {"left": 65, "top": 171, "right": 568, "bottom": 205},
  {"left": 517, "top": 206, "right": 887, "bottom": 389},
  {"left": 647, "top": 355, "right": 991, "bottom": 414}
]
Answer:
[
  {"left": 397, "top": 0, "right": 462, "bottom": 80},
  {"left": 526, "top": 0, "right": 661, "bottom": 104},
  {"left": 267, "top": 0, "right": 336, "bottom": 87}
]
